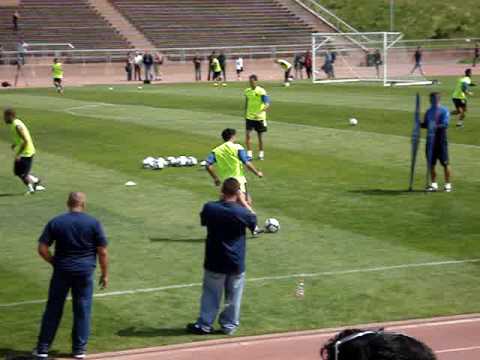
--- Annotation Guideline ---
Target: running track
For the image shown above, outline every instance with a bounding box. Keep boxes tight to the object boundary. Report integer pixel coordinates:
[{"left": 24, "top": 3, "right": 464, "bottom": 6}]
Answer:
[{"left": 88, "top": 314, "right": 480, "bottom": 360}]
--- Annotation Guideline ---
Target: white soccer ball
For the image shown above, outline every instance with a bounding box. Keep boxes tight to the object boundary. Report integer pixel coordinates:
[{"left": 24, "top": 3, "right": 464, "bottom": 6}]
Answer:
[
  {"left": 187, "top": 156, "right": 198, "bottom": 166},
  {"left": 157, "top": 157, "right": 167, "bottom": 167},
  {"left": 200, "top": 160, "right": 207, "bottom": 167},
  {"left": 166, "top": 156, "right": 177, "bottom": 166},
  {"left": 284, "top": 82, "right": 290, "bottom": 87},
  {"left": 265, "top": 218, "right": 280, "bottom": 233},
  {"left": 142, "top": 157, "right": 156, "bottom": 168},
  {"left": 178, "top": 156, "right": 188, "bottom": 167},
  {"left": 137, "top": 86, "right": 143, "bottom": 90},
  {"left": 152, "top": 159, "right": 165, "bottom": 170},
  {"left": 349, "top": 118, "right": 358, "bottom": 126}
]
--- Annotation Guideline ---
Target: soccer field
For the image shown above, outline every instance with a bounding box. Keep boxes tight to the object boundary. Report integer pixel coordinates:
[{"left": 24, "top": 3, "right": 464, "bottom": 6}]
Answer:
[{"left": 1, "top": 79, "right": 480, "bottom": 355}]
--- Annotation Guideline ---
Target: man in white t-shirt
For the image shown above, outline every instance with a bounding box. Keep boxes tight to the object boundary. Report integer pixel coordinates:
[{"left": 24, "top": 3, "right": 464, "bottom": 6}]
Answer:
[
  {"left": 134, "top": 52, "right": 143, "bottom": 81},
  {"left": 236, "top": 57, "right": 244, "bottom": 80}
]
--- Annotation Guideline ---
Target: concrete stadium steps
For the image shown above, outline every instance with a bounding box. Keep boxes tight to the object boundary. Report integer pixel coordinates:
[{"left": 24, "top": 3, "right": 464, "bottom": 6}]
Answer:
[
  {"left": 0, "top": 0, "right": 131, "bottom": 51},
  {"left": 109, "top": 0, "right": 319, "bottom": 49}
]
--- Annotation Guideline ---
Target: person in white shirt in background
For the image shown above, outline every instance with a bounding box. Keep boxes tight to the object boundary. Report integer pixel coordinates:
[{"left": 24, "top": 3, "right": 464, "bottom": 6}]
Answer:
[
  {"left": 236, "top": 57, "right": 244, "bottom": 80},
  {"left": 134, "top": 51, "right": 143, "bottom": 81}
]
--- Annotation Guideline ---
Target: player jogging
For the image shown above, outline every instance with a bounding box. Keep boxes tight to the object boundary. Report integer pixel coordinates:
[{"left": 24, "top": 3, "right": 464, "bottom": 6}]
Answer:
[
  {"left": 52, "top": 58, "right": 64, "bottom": 94},
  {"left": 244, "top": 74, "right": 270, "bottom": 160},
  {"left": 275, "top": 59, "right": 292, "bottom": 86},
  {"left": 211, "top": 56, "right": 224, "bottom": 85},
  {"left": 473, "top": 42, "right": 479, "bottom": 67},
  {"left": 3, "top": 108, "right": 45, "bottom": 194},
  {"left": 451, "top": 68, "right": 475, "bottom": 127},
  {"left": 410, "top": 46, "right": 425, "bottom": 76},
  {"left": 422, "top": 93, "right": 452, "bottom": 192},
  {"left": 206, "top": 128, "right": 263, "bottom": 211}
]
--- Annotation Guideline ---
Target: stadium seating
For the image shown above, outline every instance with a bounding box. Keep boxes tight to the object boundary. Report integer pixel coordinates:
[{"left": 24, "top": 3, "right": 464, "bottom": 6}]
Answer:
[
  {"left": 0, "top": 0, "right": 130, "bottom": 51},
  {"left": 110, "top": 0, "right": 316, "bottom": 48}
]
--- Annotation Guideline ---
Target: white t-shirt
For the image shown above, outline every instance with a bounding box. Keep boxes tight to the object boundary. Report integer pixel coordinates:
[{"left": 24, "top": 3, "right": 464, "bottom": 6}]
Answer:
[
  {"left": 236, "top": 58, "right": 243, "bottom": 70},
  {"left": 134, "top": 55, "right": 143, "bottom": 65}
]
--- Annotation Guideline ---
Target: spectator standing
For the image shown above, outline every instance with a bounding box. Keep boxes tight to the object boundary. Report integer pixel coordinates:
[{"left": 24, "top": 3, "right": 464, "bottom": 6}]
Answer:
[
  {"left": 294, "top": 53, "right": 304, "bottom": 80},
  {"left": 154, "top": 52, "right": 163, "bottom": 80},
  {"left": 373, "top": 49, "right": 382, "bottom": 78},
  {"left": 0, "top": 44, "right": 4, "bottom": 65},
  {"left": 134, "top": 51, "right": 143, "bottom": 81},
  {"left": 304, "top": 50, "right": 313, "bottom": 79},
  {"left": 218, "top": 52, "right": 227, "bottom": 81},
  {"left": 143, "top": 51, "right": 154, "bottom": 81},
  {"left": 193, "top": 54, "right": 202, "bottom": 81},
  {"left": 187, "top": 178, "right": 257, "bottom": 335},
  {"left": 33, "top": 192, "right": 109, "bottom": 359},
  {"left": 473, "top": 42, "right": 479, "bottom": 67},
  {"left": 207, "top": 51, "right": 216, "bottom": 81},
  {"left": 235, "top": 56, "right": 244, "bottom": 80},
  {"left": 13, "top": 10, "right": 20, "bottom": 32},
  {"left": 125, "top": 53, "right": 133, "bottom": 81},
  {"left": 410, "top": 46, "right": 425, "bottom": 76}
]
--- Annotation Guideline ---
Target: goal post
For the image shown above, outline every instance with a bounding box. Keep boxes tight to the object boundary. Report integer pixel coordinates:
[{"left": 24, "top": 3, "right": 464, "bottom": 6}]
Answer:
[{"left": 312, "top": 32, "right": 434, "bottom": 86}]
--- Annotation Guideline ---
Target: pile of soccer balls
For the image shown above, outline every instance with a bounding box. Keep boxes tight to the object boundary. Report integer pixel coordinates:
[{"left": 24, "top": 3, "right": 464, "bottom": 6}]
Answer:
[{"left": 142, "top": 156, "right": 199, "bottom": 170}]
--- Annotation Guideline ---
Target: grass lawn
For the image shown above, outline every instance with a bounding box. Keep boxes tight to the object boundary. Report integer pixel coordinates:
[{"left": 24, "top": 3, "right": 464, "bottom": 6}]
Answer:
[{"left": 0, "top": 78, "right": 479, "bottom": 356}]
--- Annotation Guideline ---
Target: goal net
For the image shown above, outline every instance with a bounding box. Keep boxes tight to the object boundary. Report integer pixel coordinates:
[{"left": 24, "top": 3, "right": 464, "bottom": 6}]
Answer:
[{"left": 312, "top": 32, "right": 433, "bottom": 86}]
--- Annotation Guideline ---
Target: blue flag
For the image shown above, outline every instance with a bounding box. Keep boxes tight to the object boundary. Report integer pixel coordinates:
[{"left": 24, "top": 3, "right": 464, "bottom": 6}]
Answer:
[
  {"left": 409, "top": 93, "right": 421, "bottom": 191},
  {"left": 425, "top": 106, "right": 437, "bottom": 187}
]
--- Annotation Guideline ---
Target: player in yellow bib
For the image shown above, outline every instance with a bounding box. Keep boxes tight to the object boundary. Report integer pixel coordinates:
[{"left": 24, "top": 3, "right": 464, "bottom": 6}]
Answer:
[
  {"left": 52, "top": 58, "right": 64, "bottom": 94},
  {"left": 244, "top": 74, "right": 270, "bottom": 160},
  {"left": 3, "top": 108, "right": 45, "bottom": 193},
  {"left": 451, "top": 68, "right": 475, "bottom": 127},
  {"left": 275, "top": 59, "right": 293, "bottom": 85},
  {"left": 206, "top": 128, "right": 263, "bottom": 211},
  {"left": 211, "top": 57, "right": 224, "bottom": 85}
]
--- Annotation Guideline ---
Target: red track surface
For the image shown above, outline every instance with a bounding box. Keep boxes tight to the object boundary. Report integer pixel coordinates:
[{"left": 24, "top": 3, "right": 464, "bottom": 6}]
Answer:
[{"left": 88, "top": 314, "right": 480, "bottom": 360}]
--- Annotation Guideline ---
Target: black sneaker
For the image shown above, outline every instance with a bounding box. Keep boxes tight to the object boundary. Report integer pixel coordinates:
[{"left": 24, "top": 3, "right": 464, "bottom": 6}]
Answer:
[
  {"left": 72, "top": 351, "right": 86, "bottom": 359},
  {"left": 32, "top": 348, "right": 48, "bottom": 359},
  {"left": 186, "top": 323, "right": 212, "bottom": 335}
]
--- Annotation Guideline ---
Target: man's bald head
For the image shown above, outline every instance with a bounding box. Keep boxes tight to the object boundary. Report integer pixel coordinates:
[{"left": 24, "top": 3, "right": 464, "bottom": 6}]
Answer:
[{"left": 67, "top": 192, "right": 86, "bottom": 211}]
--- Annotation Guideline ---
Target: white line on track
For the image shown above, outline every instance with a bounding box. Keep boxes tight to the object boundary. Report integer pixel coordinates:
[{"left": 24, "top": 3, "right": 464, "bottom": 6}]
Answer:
[
  {"left": 1, "top": 258, "right": 478, "bottom": 309},
  {"left": 436, "top": 345, "right": 480, "bottom": 354}
]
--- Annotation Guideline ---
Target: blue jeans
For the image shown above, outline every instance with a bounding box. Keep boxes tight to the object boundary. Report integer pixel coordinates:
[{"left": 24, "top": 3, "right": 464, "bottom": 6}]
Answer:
[
  {"left": 197, "top": 270, "right": 245, "bottom": 332},
  {"left": 37, "top": 270, "right": 94, "bottom": 353}
]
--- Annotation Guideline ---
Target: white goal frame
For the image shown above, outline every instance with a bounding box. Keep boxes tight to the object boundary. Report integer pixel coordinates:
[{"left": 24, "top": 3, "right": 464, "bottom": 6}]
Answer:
[{"left": 312, "top": 32, "right": 434, "bottom": 86}]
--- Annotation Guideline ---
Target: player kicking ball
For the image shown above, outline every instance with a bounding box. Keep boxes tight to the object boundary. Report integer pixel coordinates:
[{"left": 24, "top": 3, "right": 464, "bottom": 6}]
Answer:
[
  {"left": 244, "top": 74, "right": 270, "bottom": 160},
  {"left": 52, "top": 58, "right": 64, "bottom": 94},
  {"left": 451, "top": 68, "right": 475, "bottom": 127},
  {"left": 4, "top": 108, "right": 45, "bottom": 194},
  {"left": 422, "top": 93, "right": 452, "bottom": 192},
  {"left": 275, "top": 59, "right": 293, "bottom": 86},
  {"left": 206, "top": 128, "right": 263, "bottom": 213}
]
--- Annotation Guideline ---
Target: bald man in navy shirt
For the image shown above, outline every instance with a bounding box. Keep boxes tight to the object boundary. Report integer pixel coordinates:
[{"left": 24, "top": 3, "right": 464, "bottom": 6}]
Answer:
[{"left": 34, "top": 192, "right": 108, "bottom": 359}]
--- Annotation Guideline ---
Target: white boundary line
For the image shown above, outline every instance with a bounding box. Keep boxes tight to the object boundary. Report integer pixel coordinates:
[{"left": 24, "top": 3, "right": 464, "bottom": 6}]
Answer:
[
  {"left": 1, "top": 258, "right": 478, "bottom": 309},
  {"left": 65, "top": 103, "right": 113, "bottom": 114},
  {"left": 436, "top": 345, "right": 480, "bottom": 354}
]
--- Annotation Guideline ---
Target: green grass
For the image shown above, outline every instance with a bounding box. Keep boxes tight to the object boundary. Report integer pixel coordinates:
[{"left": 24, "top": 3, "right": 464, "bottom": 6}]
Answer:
[
  {"left": 1, "top": 78, "right": 480, "bottom": 356},
  {"left": 317, "top": 0, "right": 480, "bottom": 39}
]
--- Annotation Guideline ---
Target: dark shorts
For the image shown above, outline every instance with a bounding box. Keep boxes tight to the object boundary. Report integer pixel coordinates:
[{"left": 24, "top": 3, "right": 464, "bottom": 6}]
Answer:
[
  {"left": 53, "top": 78, "right": 62, "bottom": 84},
  {"left": 427, "top": 141, "right": 449, "bottom": 167},
  {"left": 246, "top": 119, "right": 267, "bottom": 133},
  {"left": 213, "top": 71, "right": 222, "bottom": 79},
  {"left": 14, "top": 156, "right": 33, "bottom": 177},
  {"left": 236, "top": 67, "right": 244, "bottom": 74},
  {"left": 285, "top": 68, "right": 292, "bottom": 82},
  {"left": 452, "top": 98, "right": 467, "bottom": 111}
]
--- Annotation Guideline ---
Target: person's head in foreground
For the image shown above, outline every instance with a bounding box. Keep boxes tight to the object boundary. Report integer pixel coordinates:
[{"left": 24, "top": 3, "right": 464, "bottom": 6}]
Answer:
[
  {"left": 221, "top": 178, "right": 240, "bottom": 201},
  {"left": 465, "top": 68, "right": 472, "bottom": 77},
  {"left": 320, "top": 328, "right": 437, "bottom": 360},
  {"left": 249, "top": 74, "right": 258, "bottom": 88},
  {"left": 221, "top": 128, "right": 236, "bottom": 142},
  {"left": 3, "top": 107, "right": 15, "bottom": 124},
  {"left": 430, "top": 92, "right": 441, "bottom": 107},
  {"left": 67, "top": 192, "right": 87, "bottom": 212},
  {"left": 53, "top": 58, "right": 59, "bottom": 64}
]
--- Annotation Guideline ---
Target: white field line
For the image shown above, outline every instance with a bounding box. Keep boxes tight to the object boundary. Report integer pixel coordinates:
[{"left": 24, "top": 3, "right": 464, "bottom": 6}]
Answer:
[
  {"left": 60, "top": 101, "right": 480, "bottom": 150},
  {"left": 436, "top": 345, "right": 480, "bottom": 354},
  {"left": 0, "top": 258, "right": 479, "bottom": 309}
]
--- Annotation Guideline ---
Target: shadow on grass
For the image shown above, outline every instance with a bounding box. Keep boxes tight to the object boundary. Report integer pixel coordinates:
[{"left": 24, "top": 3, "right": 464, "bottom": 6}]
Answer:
[
  {"left": 150, "top": 237, "right": 204, "bottom": 243},
  {"left": 0, "top": 348, "right": 72, "bottom": 359},
  {"left": 117, "top": 326, "right": 188, "bottom": 337},
  {"left": 349, "top": 189, "right": 426, "bottom": 196},
  {"left": 0, "top": 192, "right": 25, "bottom": 198}
]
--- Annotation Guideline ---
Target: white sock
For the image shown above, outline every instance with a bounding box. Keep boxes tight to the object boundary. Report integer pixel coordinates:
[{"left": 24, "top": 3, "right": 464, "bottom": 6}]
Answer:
[
  {"left": 27, "top": 183, "right": 35, "bottom": 192},
  {"left": 247, "top": 150, "right": 253, "bottom": 158},
  {"left": 259, "top": 151, "right": 265, "bottom": 158}
]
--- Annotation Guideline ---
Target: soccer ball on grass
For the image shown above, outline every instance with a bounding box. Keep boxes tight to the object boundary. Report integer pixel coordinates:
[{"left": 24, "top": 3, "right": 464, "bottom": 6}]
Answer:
[
  {"left": 265, "top": 218, "right": 280, "bottom": 233},
  {"left": 349, "top": 118, "right": 358, "bottom": 126}
]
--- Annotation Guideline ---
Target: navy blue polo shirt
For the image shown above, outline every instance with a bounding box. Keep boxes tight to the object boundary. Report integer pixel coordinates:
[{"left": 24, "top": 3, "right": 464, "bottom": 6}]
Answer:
[
  {"left": 39, "top": 212, "right": 107, "bottom": 274},
  {"left": 201, "top": 201, "right": 257, "bottom": 274}
]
